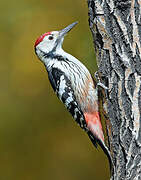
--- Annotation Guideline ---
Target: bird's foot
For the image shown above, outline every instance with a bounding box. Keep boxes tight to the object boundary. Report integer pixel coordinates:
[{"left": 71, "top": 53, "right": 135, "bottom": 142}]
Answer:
[
  {"left": 94, "top": 71, "right": 109, "bottom": 90},
  {"left": 97, "top": 82, "right": 109, "bottom": 90}
]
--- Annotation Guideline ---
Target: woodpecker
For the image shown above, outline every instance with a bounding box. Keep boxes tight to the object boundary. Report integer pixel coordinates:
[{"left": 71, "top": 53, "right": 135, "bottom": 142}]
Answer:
[{"left": 34, "top": 22, "right": 112, "bottom": 168}]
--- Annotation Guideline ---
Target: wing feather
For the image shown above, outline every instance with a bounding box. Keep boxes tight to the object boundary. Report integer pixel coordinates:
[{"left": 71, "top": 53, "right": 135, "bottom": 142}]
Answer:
[
  {"left": 48, "top": 68, "right": 87, "bottom": 129},
  {"left": 47, "top": 67, "right": 99, "bottom": 148}
]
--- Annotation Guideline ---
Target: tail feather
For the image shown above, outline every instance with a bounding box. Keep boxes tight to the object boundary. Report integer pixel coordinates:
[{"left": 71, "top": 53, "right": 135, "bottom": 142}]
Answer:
[
  {"left": 87, "top": 132, "right": 98, "bottom": 148},
  {"left": 84, "top": 111, "right": 113, "bottom": 172},
  {"left": 97, "top": 138, "right": 113, "bottom": 172},
  {"left": 88, "top": 132, "right": 113, "bottom": 172}
]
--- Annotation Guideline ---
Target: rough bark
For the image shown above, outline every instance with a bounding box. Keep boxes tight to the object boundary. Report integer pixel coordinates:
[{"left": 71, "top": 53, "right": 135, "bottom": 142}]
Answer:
[{"left": 87, "top": 0, "right": 141, "bottom": 179}]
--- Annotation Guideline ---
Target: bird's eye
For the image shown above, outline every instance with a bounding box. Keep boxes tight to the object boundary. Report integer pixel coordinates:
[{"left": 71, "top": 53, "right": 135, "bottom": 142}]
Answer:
[{"left": 48, "top": 36, "right": 54, "bottom": 40}]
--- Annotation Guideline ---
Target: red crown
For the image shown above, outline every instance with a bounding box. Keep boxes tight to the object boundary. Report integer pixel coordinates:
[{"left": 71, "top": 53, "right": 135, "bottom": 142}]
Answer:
[{"left": 34, "top": 32, "right": 51, "bottom": 47}]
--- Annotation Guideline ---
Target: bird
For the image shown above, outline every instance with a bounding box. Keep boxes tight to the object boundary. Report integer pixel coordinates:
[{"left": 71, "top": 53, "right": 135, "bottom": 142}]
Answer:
[{"left": 34, "top": 22, "right": 112, "bottom": 168}]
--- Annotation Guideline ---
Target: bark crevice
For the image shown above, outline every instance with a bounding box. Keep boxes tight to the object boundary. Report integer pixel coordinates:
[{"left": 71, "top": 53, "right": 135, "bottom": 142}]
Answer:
[{"left": 88, "top": 0, "right": 141, "bottom": 179}]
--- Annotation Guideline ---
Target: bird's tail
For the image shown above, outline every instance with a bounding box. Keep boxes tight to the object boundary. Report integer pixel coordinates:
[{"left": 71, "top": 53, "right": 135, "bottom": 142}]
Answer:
[
  {"left": 88, "top": 132, "right": 113, "bottom": 173},
  {"left": 97, "top": 138, "right": 113, "bottom": 172}
]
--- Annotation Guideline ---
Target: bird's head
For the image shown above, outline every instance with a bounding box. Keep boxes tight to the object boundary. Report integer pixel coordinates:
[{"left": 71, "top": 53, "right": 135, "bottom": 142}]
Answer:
[{"left": 34, "top": 22, "right": 78, "bottom": 59}]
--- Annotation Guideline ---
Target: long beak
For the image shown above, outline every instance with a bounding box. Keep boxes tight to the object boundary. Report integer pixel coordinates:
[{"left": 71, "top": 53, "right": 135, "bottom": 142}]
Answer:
[
  {"left": 59, "top": 21, "right": 78, "bottom": 38},
  {"left": 53, "top": 22, "right": 78, "bottom": 51}
]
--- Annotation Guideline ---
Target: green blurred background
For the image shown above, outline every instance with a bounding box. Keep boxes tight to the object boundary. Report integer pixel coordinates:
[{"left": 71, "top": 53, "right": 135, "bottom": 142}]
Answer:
[{"left": 1, "top": 0, "right": 109, "bottom": 179}]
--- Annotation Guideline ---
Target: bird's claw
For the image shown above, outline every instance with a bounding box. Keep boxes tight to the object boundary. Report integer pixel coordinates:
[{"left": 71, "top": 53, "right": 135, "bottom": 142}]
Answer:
[
  {"left": 97, "top": 82, "right": 109, "bottom": 90},
  {"left": 94, "top": 71, "right": 109, "bottom": 90}
]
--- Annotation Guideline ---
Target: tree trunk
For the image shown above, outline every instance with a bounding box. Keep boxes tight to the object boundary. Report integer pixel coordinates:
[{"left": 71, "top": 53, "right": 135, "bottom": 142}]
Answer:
[{"left": 87, "top": 0, "right": 141, "bottom": 179}]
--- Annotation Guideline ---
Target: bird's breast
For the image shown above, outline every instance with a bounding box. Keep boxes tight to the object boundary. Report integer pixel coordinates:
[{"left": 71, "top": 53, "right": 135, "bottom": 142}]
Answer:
[
  {"left": 66, "top": 66, "right": 98, "bottom": 113},
  {"left": 73, "top": 76, "right": 98, "bottom": 112},
  {"left": 51, "top": 56, "right": 99, "bottom": 113}
]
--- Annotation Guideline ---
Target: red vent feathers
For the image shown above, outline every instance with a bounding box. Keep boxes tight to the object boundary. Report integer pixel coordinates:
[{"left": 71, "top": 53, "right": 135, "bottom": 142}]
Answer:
[{"left": 34, "top": 32, "right": 51, "bottom": 47}]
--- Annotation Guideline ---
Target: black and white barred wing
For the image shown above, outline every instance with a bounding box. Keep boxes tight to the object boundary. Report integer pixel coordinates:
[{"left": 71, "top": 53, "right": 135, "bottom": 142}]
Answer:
[{"left": 48, "top": 67, "right": 87, "bottom": 129}]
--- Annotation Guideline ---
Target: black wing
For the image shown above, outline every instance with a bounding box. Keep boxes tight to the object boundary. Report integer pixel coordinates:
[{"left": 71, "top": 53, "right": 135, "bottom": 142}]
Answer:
[{"left": 47, "top": 68, "right": 86, "bottom": 129}]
